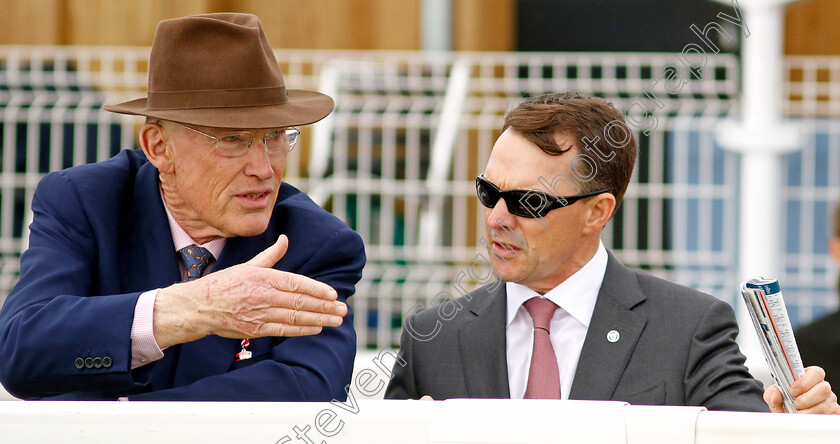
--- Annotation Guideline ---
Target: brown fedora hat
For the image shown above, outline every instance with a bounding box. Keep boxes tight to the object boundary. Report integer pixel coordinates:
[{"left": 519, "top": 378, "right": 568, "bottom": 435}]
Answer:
[{"left": 104, "top": 13, "right": 333, "bottom": 129}]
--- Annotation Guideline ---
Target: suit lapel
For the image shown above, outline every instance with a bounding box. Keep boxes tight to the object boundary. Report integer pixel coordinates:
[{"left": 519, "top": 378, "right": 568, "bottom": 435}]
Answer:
[
  {"left": 458, "top": 284, "right": 511, "bottom": 398},
  {"left": 119, "top": 161, "right": 180, "bottom": 293},
  {"left": 569, "top": 252, "right": 647, "bottom": 401}
]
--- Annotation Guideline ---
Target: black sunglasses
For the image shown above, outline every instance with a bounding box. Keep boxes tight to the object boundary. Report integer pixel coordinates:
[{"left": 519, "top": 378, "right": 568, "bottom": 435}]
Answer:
[{"left": 475, "top": 174, "right": 609, "bottom": 218}]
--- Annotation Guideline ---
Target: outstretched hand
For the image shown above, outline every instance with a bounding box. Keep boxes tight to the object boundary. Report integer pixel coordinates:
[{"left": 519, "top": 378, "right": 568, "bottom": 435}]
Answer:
[
  {"left": 153, "top": 235, "right": 347, "bottom": 348},
  {"left": 763, "top": 366, "right": 840, "bottom": 414}
]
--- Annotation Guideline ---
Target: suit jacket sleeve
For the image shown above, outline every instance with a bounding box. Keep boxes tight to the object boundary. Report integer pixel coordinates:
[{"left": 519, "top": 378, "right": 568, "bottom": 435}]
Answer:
[
  {"left": 0, "top": 171, "right": 140, "bottom": 398},
  {"left": 384, "top": 314, "right": 421, "bottom": 399},
  {"left": 683, "top": 297, "right": 769, "bottom": 411}
]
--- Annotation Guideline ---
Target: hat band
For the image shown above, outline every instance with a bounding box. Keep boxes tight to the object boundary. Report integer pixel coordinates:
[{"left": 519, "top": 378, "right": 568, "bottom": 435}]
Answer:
[{"left": 147, "top": 86, "right": 289, "bottom": 109}]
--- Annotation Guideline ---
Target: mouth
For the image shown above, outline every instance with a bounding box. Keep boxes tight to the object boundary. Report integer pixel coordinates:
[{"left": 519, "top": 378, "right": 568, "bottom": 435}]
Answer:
[
  {"left": 490, "top": 239, "right": 522, "bottom": 258},
  {"left": 235, "top": 190, "right": 272, "bottom": 207}
]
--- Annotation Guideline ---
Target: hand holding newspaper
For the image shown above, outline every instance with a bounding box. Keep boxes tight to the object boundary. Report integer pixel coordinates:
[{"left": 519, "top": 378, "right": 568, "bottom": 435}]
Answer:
[{"left": 740, "top": 277, "right": 805, "bottom": 413}]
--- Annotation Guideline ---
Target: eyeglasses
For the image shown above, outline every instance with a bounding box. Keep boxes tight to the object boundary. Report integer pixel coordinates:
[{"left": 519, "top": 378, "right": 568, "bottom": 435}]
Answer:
[
  {"left": 166, "top": 121, "right": 300, "bottom": 157},
  {"left": 475, "top": 174, "right": 609, "bottom": 218}
]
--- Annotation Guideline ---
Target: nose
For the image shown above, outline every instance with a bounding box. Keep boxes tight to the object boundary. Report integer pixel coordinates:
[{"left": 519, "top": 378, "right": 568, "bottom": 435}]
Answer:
[
  {"left": 485, "top": 197, "right": 515, "bottom": 229},
  {"left": 243, "top": 139, "right": 276, "bottom": 180}
]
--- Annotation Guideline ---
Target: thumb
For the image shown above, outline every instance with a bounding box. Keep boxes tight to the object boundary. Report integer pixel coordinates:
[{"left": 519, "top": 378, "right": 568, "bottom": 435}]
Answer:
[
  {"left": 246, "top": 234, "right": 289, "bottom": 268},
  {"left": 764, "top": 385, "right": 786, "bottom": 413}
]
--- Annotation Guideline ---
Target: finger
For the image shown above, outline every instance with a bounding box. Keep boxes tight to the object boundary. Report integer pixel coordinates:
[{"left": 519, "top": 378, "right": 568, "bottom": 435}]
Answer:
[
  {"left": 264, "top": 307, "right": 345, "bottom": 328},
  {"left": 790, "top": 366, "right": 826, "bottom": 397},
  {"left": 269, "top": 271, "right": 339, "bottom": 302},
  {"left": 792, "top": 380, "right": 834, "bottom": 411},
  {"left": 284, "top": 291, "right": 346, "bottom": 316},
  {"left": 795, "top": 401, "right": 840, "bottom": 414},
  {"left": 419, "top": 395, "right": 434, "bottom": 401},
  {"left": 247, "top": 234, "right": 289, "bottom": 268},
  {"left": 793, "top": 389, "right": 840, "bottom": 414},
  {"left": 764, "top": 385, "right": 786, "bottom": 413}
]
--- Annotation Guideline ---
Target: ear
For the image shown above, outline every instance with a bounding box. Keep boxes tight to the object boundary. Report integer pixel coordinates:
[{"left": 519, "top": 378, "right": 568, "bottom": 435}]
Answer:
[
  {"left": 139, "top": 122, "right": 174, "bottom": 174},
  {"left": 582, "top": 193, "right": 616, "bottom": 235},
  {"left": 829, "top": 237, "right": 840, "bottom": 265}
]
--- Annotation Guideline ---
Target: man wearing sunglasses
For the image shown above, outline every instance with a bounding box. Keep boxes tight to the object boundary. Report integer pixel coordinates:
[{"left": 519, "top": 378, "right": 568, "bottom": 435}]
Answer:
[
  {"left": 0, "top": 14, "right": 364, "bottom": 401},
  {"left": 386, "top": 92, "right": 840, "bottom": 414}
]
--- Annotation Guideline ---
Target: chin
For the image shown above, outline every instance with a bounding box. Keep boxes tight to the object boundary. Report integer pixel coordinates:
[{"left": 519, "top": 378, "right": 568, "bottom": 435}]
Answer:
[
  {"left": 229, "top": 219, "right": 271, "bottom": 238},
  {"left": 490, "top": 255, "right": 522, "bottom": 275},
  {"left": 236, "top": 228, "right": 269, "bottom": 238},
  {"left": 493, "top": 266, "right": 522, "bottom": 284}
]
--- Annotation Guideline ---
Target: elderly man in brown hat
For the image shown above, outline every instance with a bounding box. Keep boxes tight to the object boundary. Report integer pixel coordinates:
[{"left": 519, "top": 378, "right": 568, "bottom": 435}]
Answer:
[{"left": 0, "top": 13, "right": 364, "bottom": 401}]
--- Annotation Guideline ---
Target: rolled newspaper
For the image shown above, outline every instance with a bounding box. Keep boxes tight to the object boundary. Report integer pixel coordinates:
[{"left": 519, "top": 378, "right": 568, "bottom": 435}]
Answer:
[{"left": 740, "top": 277, "right": 805, "bottom": 413}]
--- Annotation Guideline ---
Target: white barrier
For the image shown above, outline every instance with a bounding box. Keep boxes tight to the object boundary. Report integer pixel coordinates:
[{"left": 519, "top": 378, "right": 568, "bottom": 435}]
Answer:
[{"left": 0, "top": 399, "right": 838, "bottom": 444}]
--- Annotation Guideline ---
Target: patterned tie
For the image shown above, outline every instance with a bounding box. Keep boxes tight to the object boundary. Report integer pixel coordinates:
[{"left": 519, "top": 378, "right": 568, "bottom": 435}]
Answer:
[
  {"left": 179, "top": 245, "right": 214, "bottom": 281},
  {"left": 523, "top": 297, "right": 561, "bottom": 399}
]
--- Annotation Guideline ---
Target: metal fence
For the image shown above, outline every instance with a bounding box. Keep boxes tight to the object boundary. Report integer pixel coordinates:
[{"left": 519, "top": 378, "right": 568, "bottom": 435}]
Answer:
[
  {"left": 0, "top": 46, "right": 837, "bottom": 350},
  {"left": 0, "top": 49, "right": 131, "bottom": 295}
]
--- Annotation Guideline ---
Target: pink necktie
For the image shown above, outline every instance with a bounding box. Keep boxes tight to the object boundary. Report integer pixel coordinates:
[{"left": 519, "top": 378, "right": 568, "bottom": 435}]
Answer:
[{"left": 523, "top": 297, "right": 561, "bottom": 399}]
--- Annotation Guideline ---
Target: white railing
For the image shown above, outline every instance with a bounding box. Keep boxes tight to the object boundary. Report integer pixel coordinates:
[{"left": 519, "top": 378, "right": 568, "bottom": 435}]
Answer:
[{"left": 0, "top": 399, "right": 838, "bottom": 444}]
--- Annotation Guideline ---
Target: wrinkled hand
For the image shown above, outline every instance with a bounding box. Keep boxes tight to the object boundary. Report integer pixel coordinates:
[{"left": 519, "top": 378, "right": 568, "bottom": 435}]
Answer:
[
  {"left": 763, "top": 366, "right": 840, "bottom": 414},
  {"left": 154, "top": 235, "right": 347, "bottom": 348}
]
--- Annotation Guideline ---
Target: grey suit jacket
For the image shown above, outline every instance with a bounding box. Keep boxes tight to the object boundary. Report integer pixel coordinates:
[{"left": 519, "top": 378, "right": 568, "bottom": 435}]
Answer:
[
  {"left": 796, "top": 310, "right": 840, "bottom": 390},
  {"left": 385, "top": 252, "right": 768, "bottom": 412}
]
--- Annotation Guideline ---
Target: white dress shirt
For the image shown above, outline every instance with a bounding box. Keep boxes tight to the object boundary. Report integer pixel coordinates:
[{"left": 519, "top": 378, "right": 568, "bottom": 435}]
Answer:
[{"left": 506, "top": 241, "right": 608, "bottom": 399}]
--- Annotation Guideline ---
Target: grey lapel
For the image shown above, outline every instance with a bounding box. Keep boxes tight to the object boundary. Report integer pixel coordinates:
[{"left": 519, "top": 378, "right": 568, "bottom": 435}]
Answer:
[
  {"left": 458, "top": 284, "right": 511, "bottom": 398},
  {"left": 568, "top": 252, "right": 647, "bottom": 401}
]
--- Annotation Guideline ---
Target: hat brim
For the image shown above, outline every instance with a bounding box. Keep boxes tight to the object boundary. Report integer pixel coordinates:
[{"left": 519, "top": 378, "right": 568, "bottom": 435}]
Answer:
[{"left": 103, "top": 89, "right": 334, "bottom": 129}]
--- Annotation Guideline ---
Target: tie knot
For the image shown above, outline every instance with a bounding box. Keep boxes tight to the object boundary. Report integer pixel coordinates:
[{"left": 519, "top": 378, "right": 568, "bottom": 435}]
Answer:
[
  {"left": 524, "top": 297, "right": 558, "bottom": 331},
  {"left": 179, "top": 245, "right": 214, "bottom": 281}
]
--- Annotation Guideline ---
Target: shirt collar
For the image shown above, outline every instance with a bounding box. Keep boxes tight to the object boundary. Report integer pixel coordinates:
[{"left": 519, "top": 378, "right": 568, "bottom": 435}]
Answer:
[
  {"left": 161, "top": 190, "right": 226, "bottom": 259},
  {"left": 505, "top": 240, "right": 608, "bottom": 328}
]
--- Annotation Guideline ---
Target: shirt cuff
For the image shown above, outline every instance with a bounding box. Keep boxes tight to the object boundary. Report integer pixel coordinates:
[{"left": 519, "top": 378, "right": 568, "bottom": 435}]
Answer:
[{"left": 130, "top": 289, "right": 165, "bottom": 369}]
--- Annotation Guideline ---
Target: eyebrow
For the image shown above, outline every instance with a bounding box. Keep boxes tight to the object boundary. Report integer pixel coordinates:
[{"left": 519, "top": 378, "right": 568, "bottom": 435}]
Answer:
[{"left": 484, "top": 176, "right": 541, "bottom": 191}]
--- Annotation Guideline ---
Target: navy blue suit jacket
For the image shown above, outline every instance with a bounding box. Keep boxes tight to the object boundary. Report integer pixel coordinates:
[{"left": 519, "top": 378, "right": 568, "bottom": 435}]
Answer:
[{"left": 0, "top": 150, "right": 365, "bottom": 401}]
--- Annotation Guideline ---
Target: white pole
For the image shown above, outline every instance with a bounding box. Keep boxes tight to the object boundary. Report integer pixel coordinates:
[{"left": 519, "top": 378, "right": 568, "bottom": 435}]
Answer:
[
  {"left": 421, "top": 0, "right": 452, "bottom": 51},
  {"left": 714, "top": 0, "right": 803, "bottom": 378}
]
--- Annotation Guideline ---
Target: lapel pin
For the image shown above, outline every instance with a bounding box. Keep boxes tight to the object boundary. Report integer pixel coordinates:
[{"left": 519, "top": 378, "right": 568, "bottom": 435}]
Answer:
[{"left": 607, "top": 330, "right": 620, "bottom": 343}]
